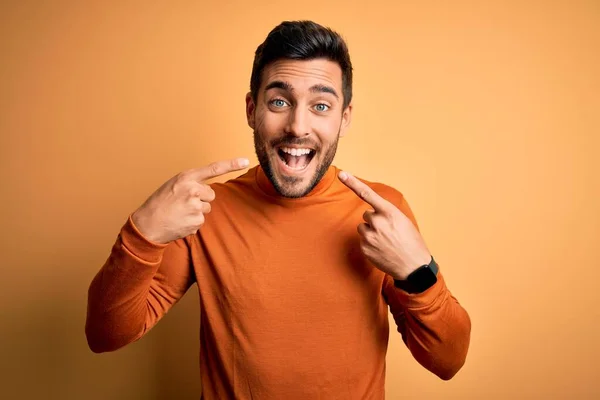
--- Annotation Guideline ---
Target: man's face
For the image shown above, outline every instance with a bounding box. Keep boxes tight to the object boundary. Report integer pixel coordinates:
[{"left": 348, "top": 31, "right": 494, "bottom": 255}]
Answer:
[{"left": 246, "top": 58, "right": 352, "bottom": 198}]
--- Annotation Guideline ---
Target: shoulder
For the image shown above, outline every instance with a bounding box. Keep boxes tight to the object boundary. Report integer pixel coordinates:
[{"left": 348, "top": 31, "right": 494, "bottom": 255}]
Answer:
[
  {"left": 353, "top": 174, "right": 419, "bottom": 228},
  {"left": 210, "top": 166, "right": 257, "bottom": 196},
  {"left": 355, "top": 175, "right": 407, "bottom": 208}
]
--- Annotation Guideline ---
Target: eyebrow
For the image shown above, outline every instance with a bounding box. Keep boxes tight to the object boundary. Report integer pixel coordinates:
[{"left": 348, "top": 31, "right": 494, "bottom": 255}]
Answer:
[{"left": 264, "top": 80, "right": 339, "bottom": 99}]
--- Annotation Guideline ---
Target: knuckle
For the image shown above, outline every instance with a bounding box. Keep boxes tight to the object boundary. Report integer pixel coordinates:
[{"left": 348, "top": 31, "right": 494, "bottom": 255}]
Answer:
[
  {"left": 208, "top": 162, "right": 221, "bottom": 176},
  {"left": 188, "top": 186, "right": 201, "bottom": 197},
  {"left": 191, "top": 183, "right": 215, "bottom": 201},
  {"left": 181, "top": 181, "right": 198, "bottom": 194},
  {"left": 205, "top": 186, "right": 216, "bottom": 200},
  {"left": 189, "top": 199, "right": 202, "bottom": 212},
  {"left": 176, "top": 170, "right": 192, "bottom": 182},
  {"left": 367, "top": 231, "right": 377, "bottom": 241},
  {"left": 198, "top": 184, "right": 215, "bottom": 201},
  {"left": 360, "top": 241, "right": 370, "bottom": 252},
  {"left": 174, "top": 174, "right": 193, "bottom": 192}
]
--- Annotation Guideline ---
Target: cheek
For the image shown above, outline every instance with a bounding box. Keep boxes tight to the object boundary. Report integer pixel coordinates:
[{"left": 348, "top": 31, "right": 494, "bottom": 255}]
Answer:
[
  {"left": 257, "top": 110, "right": 286, "bottom": 137},
  {"left": 315, "top": 115, "right": 343, "bottom": 139},
  {"left": 253, "top": 108, "right": 266, "bottom": 132}
]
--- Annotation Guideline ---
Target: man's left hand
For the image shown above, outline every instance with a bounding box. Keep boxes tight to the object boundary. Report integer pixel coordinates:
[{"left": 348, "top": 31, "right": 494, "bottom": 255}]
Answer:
[{"left": 339, "top": 171, "right": 432, "bottom": 281}]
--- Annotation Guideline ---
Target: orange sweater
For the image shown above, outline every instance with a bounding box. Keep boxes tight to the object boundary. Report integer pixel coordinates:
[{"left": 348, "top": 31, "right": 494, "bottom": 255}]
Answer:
[{"left": 86, "top": 165, "right": 471, "bottom": 399}]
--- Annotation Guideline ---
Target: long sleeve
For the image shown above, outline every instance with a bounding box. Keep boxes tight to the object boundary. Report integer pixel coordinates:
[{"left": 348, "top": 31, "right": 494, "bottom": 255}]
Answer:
[
  {"left": 381, "top": 192, "right": 471, "bottom": 380},
  {"left": 382, "top": 272, "right": 471, "bottom": 380},
  {"left": 85, "top": 215, "right": 195, "bottom": 353}
]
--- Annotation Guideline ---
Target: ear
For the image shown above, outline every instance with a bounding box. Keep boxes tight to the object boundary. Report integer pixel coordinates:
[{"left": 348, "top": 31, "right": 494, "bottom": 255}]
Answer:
[
  {"left": 245, "top": 92, "right": 256, "bottom": 129},
  {"left": 339, "top": 103, "right": 353, "bottom": 137}
]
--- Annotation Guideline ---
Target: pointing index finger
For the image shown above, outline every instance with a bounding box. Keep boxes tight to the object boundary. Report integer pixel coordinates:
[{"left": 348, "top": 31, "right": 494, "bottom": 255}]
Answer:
[
  {"left": 339, "top": 171, "right": 390, "bottom": 213},
  {"left": 191, "top": 158, "right": 250, "bottom": 181}
]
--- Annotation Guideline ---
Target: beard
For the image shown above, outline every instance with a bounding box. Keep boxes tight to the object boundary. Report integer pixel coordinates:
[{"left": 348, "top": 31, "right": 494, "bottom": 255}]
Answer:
[{"left": 253, "top": 129, "right": 340, "bottom": 198}]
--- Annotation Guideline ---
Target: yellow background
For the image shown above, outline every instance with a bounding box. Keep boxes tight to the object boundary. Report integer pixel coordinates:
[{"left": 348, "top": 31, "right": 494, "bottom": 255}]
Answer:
[{"left": 1, "top": 1, "right": 599, "bottom": 399}]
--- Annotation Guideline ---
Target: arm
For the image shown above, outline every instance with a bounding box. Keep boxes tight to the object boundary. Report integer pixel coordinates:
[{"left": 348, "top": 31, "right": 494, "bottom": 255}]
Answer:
[
  {"left": 382, "top": 271, "right": 471, "bottom": 380},
  {"left": 337, "top": 171, "right": 471, "bottom": 379},
  {"left": 85, "top": 158, "right": 249, "bottom": 353},
  {"left": 383, "top": 195, "right": 471, "bottom": 380},
  {"left": 85, "top": 215, "right": 194, "bottom": 353}
]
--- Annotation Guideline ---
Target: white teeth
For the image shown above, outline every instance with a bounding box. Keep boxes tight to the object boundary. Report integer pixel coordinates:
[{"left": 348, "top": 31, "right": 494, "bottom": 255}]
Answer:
[{"left": 281, "top": 147, "right": 312, "bottom": 156}]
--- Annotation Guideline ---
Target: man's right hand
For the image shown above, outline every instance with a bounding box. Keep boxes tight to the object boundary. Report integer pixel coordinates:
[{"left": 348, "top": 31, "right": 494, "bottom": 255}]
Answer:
[{"left": 131, "top": 158, "right": 250, "bottom": 244}]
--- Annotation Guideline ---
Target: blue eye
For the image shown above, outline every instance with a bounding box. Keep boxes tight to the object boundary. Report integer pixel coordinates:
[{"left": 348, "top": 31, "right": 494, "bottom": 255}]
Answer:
[
  {"left": 271, "top": 99, "right": 287, "bottom": 108},
  {"left": 315, "top": 103, "right": 329, "bottom": 112}
]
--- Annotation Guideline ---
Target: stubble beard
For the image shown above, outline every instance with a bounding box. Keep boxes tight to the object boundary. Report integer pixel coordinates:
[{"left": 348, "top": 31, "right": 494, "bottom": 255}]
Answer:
[{"left": 253, "top": 130, "right": 340, "bottom": 198}]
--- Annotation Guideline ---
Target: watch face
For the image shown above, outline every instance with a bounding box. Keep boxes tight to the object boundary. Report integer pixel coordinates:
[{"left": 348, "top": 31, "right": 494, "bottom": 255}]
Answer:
[{"left": 411, "top": 266, "right": 438, "bottom": 292}]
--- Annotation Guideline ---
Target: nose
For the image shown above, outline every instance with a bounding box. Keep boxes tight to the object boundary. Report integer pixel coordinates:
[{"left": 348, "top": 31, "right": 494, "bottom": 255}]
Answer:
[{"left": 284, "top": 106, "right": 310, "bottom": 137}]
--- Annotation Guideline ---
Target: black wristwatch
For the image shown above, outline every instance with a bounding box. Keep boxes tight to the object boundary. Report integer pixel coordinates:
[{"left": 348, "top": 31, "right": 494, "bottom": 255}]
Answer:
[{"left": 394, "top": 256, "right": 439, "bottom": 294}]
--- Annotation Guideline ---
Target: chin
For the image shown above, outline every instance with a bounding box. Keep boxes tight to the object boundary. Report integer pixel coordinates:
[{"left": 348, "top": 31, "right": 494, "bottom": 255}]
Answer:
[
  {"left": 263, "top": 149, "right": 321, "bottom": 198},
  {"left": 272, "top": 156, "right": 317, "bottom": 198},
  {"left": 254, "top": 132, "right": 338, "bottom": 198}
]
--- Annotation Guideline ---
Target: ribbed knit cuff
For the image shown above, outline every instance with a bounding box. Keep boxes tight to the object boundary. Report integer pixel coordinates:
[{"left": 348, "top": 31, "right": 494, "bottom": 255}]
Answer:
[{"left": 120, "top": 214, "right": 169, "bottom": 264}]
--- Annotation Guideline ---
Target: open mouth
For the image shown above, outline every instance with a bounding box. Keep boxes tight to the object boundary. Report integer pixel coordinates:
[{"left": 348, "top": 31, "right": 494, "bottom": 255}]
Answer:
[{"left": 276, "top": 146, "right": 316, "bottom": 171}]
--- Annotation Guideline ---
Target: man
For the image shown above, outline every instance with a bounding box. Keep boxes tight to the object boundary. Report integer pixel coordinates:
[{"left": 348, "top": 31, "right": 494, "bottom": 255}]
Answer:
[{"left": 86, "top": 20, "right": 471, "bottom": 399}]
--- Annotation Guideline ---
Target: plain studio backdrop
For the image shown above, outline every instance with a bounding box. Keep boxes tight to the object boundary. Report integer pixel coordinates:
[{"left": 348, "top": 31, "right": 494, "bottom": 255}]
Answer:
[{"left": 1, "top": 1, "right": 598, "bottom": 399}]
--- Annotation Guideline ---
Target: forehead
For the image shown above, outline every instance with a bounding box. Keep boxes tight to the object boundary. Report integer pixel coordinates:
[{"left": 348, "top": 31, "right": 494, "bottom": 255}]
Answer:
[{"left": 261, "top": 58, "right": 343, "bottom": 93}]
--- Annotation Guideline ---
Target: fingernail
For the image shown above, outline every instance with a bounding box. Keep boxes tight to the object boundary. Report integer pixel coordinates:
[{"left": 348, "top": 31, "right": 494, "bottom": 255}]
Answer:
[
  {"left": 339, "top": 171, "right": 348, "bottom": 180},
  {"left": 240, "top": 158, "right": 249, "bottom": 167}
]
